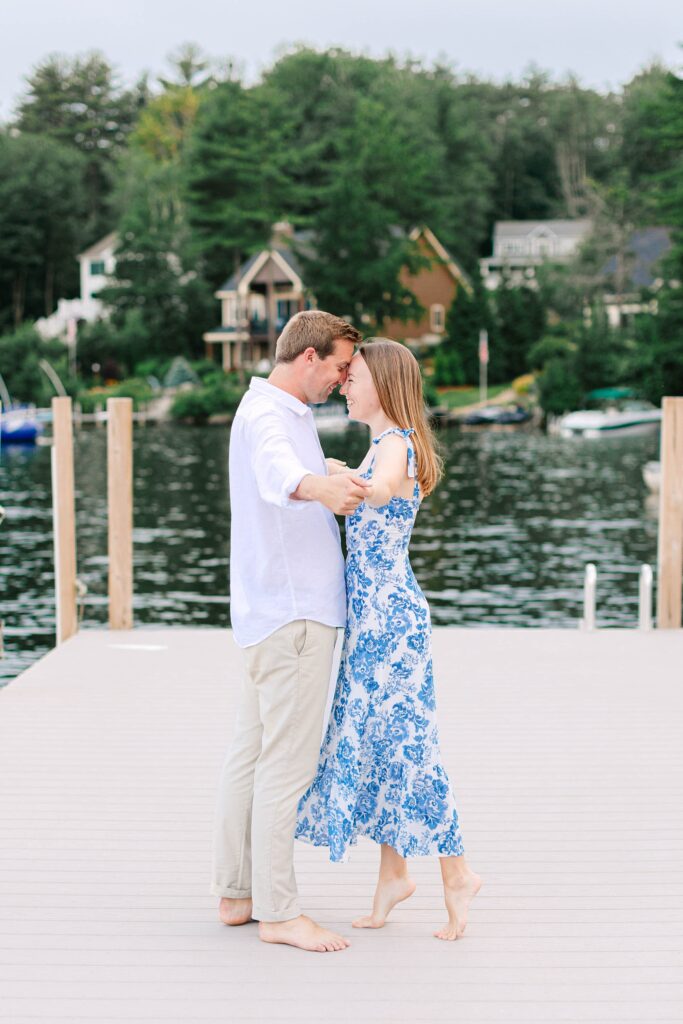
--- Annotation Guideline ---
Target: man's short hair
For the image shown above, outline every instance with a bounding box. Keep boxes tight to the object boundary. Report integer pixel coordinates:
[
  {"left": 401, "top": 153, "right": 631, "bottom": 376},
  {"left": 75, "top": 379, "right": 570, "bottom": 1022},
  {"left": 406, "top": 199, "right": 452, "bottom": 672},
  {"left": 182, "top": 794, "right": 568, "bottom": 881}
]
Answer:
[{"left": 275, "top": 310, "right": 361, "bottom": 363}]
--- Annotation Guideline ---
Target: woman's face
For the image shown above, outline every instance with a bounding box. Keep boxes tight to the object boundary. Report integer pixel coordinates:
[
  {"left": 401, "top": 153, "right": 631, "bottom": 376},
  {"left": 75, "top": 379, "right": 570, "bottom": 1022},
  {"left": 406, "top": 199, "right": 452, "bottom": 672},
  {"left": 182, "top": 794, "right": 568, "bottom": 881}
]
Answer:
[{"left": 340, "top": 353, "right": 381, "bottom": 423}]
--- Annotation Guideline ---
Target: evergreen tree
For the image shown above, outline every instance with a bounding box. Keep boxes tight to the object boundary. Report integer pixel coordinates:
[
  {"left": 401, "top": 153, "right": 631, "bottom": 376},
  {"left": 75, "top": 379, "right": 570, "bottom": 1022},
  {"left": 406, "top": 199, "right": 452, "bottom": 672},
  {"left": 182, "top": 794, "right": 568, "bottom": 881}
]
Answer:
[
  {"left": 100, "top": 155, "right": 213, "bottom": 361},
  {"left": 14, "top": 52, "right": 147, "bottom": 236},
  {"left": 184, "top": 80, "right": 285, "bottom": 287},
  {"left": 0, "top": 133, "right": 86, "bottom": 327}
]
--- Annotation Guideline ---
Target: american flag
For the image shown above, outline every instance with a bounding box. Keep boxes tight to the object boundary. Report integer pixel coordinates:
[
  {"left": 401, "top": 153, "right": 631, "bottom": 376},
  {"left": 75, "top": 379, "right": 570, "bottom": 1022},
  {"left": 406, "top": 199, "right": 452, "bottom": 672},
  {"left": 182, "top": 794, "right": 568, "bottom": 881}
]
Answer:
[{"left": 478, "top": 329, "right": 489, "bottom": 365}]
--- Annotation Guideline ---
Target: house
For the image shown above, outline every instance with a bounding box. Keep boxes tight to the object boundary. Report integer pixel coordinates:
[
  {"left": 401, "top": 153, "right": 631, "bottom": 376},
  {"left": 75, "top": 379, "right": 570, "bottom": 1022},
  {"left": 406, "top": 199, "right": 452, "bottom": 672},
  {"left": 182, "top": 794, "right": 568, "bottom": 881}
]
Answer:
[
  {"left": 35, "top": 232, "right": 117, "bottom": 340},
  {"left": 480, "top": 219, "right": 672, "bottom": 328},
  {"left": 204, "top": 223, "right": 470, "bottom": 370},
  {"left": 600, "top": 226, "right": 671, "bottom": 328},
  {"left": 382, "top": 226, "right": 471, "bottom": 348},
  {"left": 204, "top": 224, "right": 308, "bottom": 371},
  {"left": 479, "top": 220, "right": 593, "bottom": 290}
]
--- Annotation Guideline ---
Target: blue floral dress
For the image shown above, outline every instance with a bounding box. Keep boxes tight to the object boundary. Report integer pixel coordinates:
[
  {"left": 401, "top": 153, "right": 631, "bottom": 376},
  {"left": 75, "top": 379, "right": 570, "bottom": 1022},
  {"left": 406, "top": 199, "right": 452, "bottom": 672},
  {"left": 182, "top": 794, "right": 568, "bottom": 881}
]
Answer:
[{"left": 295, "top": 427, "right": 465, "bottom": 863}]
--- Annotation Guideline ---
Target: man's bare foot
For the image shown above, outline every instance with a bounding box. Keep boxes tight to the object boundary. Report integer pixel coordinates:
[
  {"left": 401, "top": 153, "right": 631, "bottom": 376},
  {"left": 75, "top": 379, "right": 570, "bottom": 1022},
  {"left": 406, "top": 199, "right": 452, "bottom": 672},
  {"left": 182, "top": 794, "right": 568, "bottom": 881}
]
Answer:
[
  {"left": 259, "top": 914, "right": 350, "bottom": 952},
  {"left": 435, "top": 871, "right": 482, "bottom": 941},
  {"left": 219, "top": 896, "right": 253, "bottom": 926},
  {"left": 352, "top": 874, "right": 416, "bottom": 929}
]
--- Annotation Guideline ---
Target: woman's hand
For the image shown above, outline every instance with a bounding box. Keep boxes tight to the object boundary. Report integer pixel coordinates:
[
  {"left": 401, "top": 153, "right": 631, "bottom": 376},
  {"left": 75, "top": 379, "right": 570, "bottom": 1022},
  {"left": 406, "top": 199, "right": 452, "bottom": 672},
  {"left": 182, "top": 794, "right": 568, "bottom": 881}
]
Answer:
[{"left": 326, "top": 457, "right": 352, "bottom": 475}]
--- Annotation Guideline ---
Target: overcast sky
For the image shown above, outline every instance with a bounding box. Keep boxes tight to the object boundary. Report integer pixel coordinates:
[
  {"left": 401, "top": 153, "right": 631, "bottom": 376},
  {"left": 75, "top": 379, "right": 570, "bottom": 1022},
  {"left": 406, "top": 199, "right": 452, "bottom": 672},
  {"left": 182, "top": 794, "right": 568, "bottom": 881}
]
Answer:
[{"left": 2, "top": 0, "right": 681, "bottom": 119}]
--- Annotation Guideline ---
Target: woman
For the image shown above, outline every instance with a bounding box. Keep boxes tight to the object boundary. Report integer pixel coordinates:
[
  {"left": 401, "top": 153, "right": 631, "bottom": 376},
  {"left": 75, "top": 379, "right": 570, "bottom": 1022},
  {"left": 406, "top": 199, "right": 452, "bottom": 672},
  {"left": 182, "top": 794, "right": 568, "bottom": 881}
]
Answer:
[{"left": 296, "top": 338, "right": 481, "bottom": 941}]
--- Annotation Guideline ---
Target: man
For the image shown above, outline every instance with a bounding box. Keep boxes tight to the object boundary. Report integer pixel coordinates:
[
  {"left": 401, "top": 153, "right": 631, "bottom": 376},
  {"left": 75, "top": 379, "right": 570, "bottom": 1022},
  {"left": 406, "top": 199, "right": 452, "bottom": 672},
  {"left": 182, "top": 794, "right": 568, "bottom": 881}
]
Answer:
[{"left": 211, "top": 310, "right": 368, "bottom": 953}]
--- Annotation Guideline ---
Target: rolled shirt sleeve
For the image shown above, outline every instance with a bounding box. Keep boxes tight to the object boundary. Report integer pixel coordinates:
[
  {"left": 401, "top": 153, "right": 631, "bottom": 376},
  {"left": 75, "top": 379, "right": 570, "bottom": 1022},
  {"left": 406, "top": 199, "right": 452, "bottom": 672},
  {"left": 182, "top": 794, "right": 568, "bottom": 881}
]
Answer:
[{"left": 248, "top": 411, "right": 317, "bottom": 508}]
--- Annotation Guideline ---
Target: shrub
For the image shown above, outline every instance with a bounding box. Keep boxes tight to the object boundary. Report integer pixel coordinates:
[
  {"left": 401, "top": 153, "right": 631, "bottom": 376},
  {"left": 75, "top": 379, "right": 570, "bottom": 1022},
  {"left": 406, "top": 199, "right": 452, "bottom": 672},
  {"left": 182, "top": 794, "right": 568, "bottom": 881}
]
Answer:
[{"left": 170, "top": 379, "right": 245, "bottom": 422}]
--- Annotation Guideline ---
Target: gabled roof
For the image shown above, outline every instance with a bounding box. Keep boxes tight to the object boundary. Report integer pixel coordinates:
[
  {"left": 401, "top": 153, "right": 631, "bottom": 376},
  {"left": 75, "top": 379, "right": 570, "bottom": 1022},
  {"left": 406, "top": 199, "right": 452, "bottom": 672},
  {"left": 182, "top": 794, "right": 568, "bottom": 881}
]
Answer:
[
  {"left": 494, "top": 219, "right": 593, "bottom": 240},
  {"left": 217, "top": 225, "right": 470, "bottom": 294},
  {"left": 77, "top": 232, "right": 118, "bottom": 261},
  {"left": 217, "top": 245, "right": 304, "bottom": 293},
  {"left": 410, "top": 225, "right": 471, "bottom": 291}
]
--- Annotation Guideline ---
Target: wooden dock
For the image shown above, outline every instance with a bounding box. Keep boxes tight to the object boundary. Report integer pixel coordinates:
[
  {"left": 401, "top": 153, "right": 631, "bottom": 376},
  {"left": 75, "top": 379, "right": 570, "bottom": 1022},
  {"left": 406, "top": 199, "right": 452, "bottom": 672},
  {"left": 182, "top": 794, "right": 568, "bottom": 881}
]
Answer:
[{"left": 1, "top": 626, "right": 683, "bottom": 1022}]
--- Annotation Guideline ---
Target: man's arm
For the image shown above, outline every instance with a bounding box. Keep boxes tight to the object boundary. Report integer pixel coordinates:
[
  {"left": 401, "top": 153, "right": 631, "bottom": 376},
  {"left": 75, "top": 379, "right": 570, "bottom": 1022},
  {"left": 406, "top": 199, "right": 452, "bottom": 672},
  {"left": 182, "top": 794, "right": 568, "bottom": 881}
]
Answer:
[
  {"left": 247, "top": 410, "right": 370, "bottom": 514},
  {"left": 293, "top": 473, "right": 371, "bottom": 516}
]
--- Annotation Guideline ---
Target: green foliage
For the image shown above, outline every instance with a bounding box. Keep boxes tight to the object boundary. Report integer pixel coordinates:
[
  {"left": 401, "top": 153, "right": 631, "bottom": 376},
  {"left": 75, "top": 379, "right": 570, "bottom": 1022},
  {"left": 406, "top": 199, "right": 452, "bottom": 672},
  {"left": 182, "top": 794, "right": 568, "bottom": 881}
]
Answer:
[
  {"left": 0, "top": 324, "right": 76, "bottom": 405},
  {"left": 2, "top": 44, "right": 682, "bottom": 405},
  {"left": 530, "top": 311, "right": 632, "bottom": 414},
  {"left": 433, "top": 347, "right": 465, "bottom": 386},
  {"left": 184, "top": 80, "right": 285, "bottom": 284},
  {"left": 78, "top": 377, "right": 154, "bottom": 413},
  {"left": 14, "top": 52, "right": 148, "bottom": 236},
  {"left": 494, "top": 283, "right": 546, "bottom": 381},
  {"left": 170, "top": 378, "right": 245, "bottom": 422},
  {"left": 101, "top": 153, "right": 215, "bottom": 358},
  {"left": 76, "top": 310, "right": 148, "bottom": 380},
  {"left": 0, "top": 134, "right": 87, "bottom": 327}
]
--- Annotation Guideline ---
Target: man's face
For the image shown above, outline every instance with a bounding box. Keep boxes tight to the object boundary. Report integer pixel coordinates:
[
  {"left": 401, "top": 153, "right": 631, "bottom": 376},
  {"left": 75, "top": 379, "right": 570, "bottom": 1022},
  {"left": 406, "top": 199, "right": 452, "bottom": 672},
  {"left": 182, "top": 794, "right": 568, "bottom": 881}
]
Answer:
[{"left": 304, "top": 338, "right": 355, "bottom": 404}]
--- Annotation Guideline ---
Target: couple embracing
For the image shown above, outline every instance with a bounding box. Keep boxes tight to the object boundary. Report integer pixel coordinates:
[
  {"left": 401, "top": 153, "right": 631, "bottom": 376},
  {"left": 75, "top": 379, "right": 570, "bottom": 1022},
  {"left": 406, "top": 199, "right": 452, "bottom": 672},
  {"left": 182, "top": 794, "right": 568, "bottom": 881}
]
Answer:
[{"left": 211, "top": 310, "right": 480, "bottom": 953}]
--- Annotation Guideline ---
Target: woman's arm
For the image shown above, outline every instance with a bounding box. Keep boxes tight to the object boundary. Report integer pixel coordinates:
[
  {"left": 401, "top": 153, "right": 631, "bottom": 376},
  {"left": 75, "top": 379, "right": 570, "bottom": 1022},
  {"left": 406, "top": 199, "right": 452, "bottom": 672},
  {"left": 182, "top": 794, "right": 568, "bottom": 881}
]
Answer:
[
  {"left": 364, "top": 435, "right": 409, "bottom": 507},
  {"left": 325, "top": 457, "right": 359, "bottom": 476}
]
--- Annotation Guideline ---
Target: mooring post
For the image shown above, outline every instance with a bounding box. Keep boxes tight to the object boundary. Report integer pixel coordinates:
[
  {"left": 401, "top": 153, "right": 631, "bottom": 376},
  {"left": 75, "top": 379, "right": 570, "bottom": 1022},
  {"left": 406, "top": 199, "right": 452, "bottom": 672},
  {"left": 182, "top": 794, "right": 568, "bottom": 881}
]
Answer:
[
  {"left": 639, "top": 564, "right": 653, "bottom": 631},
  {"left": 581, "top": 563, "right": 597, "bottom": 631},
  {"left": 657, "top": 397, "right": 683, "bottom": 629},
  {"left": 107, "top": 397, "right": 133, "bottom": 629},
  {"left": 51, "top": 396, "right": 78, "bottom": 644}
]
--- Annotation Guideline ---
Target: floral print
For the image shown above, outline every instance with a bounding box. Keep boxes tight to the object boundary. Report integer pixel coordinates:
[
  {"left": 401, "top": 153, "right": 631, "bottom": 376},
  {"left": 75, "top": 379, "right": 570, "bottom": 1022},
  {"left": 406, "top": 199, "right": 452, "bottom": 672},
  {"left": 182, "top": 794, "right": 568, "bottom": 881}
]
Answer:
[{"left": 296, "top": 427, "right": 464, "bottom": 862}]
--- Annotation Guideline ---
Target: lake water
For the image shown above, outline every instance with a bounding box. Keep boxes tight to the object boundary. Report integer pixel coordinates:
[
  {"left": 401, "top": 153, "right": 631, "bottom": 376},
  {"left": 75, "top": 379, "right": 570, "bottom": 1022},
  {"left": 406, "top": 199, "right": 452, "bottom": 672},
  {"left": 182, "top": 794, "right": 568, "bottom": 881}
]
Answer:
[{"left": 0, "top": 422, "right": 660, "bottom": 686}]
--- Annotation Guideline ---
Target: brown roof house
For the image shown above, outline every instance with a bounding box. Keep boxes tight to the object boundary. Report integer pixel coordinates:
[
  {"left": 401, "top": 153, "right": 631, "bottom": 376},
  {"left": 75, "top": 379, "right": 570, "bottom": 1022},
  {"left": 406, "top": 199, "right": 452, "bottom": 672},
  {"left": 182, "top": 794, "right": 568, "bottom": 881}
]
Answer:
[
  {"left": 203, "top": 223, "right": 470, "bottom": 370},
  {"left": 381, "top": 226, "right": 470, "bottom": 348}
]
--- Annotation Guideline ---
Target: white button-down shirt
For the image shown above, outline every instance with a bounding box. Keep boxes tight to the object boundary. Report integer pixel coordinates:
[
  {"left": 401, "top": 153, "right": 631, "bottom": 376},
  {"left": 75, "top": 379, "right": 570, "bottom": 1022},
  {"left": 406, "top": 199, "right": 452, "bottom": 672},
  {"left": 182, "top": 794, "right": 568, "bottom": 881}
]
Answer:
[{"left": 228, "top": 376, "right": 346, "bottom": 647}]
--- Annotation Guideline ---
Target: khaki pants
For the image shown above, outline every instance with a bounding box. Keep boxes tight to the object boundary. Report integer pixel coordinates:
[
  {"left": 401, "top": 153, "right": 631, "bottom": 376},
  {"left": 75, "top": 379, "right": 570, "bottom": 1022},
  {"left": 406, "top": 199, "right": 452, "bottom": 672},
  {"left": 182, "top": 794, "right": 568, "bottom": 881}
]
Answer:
[{"left": 211, "top": 619, "right": 338, "bottom": 922}]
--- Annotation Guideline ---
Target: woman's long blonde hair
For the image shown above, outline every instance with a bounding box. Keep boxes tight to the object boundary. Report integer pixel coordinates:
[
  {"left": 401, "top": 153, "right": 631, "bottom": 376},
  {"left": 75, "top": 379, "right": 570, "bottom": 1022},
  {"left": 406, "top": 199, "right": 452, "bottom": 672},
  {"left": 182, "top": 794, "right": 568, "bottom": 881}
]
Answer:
[{"left": 359, "top": 338, "right": 443, "bottom": 496}]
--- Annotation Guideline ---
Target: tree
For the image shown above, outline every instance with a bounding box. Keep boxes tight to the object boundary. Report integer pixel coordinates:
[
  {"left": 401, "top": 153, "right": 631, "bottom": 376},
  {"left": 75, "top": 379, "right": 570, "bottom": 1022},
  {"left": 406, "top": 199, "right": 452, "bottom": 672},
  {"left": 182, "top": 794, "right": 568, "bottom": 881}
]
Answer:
[
  {"left": 296, "top": 91, "right": 435, "bottom": 325},
  {"left": 14, "top": 52, "right": 148, "bottom": 236},
  {"left": 0, "top": 133, "right": 86, "bottom": 327},
  {"left": 0, "top": 324, "right": 76, "bottom": 404},
  {"left": 440, "top": 280, "right": 493, "bottom": 385},
  {"left": 100, "top": 154, "right": 213, "bottom": 360},
  {"left": 494, "top": 282, "right": 546, "bottom": 381},
  {"left": 184, "top": 80, "right": 285, "bottom": 287}
]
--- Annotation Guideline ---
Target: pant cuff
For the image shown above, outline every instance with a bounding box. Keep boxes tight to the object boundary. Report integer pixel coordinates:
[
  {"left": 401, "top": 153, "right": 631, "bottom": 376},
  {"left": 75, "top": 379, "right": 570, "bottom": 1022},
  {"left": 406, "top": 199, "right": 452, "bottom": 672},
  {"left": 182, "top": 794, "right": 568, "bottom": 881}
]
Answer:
[
  {"left": 211, "top": 884, "right": 252, "bottom": 899},
  {"left": 251, "top": 903, "right": 302, "bottom": 923}
]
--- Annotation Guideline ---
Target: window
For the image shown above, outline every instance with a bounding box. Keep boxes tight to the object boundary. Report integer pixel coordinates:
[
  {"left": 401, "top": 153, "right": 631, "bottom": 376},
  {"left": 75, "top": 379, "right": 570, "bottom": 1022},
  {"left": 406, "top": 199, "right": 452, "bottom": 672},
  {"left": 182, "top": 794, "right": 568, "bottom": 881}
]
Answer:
[
  {"left": 430, "top": 304, "right": 445, "bottom": 333},
  {"left": 90, "top": 260, "right": 105, "bottom": 275}
]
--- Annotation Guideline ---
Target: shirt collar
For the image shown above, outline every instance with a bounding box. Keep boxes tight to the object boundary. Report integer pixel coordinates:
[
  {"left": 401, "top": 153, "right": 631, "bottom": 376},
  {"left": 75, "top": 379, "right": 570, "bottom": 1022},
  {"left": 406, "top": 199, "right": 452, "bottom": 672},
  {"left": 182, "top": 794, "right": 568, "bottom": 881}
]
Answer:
[{"left": 249, "top": 376, "right": 310, "bottom": 416}]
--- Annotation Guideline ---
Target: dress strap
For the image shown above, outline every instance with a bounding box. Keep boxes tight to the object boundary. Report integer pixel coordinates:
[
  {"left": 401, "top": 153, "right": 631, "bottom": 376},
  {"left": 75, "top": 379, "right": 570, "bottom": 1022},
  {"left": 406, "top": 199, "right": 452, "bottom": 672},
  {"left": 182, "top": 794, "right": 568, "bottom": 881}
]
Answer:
[{"left": 371, "top": 427, "right": 418, "bottom": 486}]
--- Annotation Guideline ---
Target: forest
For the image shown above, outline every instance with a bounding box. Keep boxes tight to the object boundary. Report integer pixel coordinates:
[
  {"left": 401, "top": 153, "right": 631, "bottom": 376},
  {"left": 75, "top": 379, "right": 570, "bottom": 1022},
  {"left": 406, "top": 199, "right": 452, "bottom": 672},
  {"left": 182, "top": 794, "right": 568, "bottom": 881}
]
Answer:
[{"left": 0, "top": 43, "right": 681, "bottom": 413}]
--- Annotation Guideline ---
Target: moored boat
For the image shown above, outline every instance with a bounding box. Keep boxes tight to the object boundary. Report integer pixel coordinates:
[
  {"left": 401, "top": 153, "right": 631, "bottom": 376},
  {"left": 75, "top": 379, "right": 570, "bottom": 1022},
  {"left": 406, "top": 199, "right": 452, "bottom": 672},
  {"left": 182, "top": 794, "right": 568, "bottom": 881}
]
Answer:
[
  {"left": 555, "top": 389, "right": 661, "bottom": 439},
  {"left": 0, "top": 407, "right": 43, "bottom": 446},
  {"left": 459, "top": 404, "right": 532, "bottom": 427}
]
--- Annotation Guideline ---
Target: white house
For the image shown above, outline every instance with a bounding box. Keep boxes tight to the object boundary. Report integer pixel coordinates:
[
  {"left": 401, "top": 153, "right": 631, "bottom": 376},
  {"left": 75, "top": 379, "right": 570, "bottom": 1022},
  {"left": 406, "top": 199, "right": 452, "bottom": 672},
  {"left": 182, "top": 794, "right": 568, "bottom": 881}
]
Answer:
[
  {"left": 479, "top": 220, "right": 593, "bottom": 290},
  {"left": 35, "top": 232, "right": 118, "bottom": 340}
]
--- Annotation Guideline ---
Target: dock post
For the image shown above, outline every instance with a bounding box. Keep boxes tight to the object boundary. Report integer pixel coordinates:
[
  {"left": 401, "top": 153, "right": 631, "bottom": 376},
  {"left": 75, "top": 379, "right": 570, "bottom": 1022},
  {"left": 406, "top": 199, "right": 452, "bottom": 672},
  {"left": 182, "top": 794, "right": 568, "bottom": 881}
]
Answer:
[
  {"left": 657, "top": 397, "right": 683, "bottom": 629},
  {"left": 639, "top": 564, "right": 653, "bottom": 631},
  {"left": 581, "top": 563, "right": 597, "bottom": 631},
  {"left": 51, "top": 396, "right": 78, "bottom": 644},
  {"left": 107, "top": 398, "right": 133, "bottom": 629}
]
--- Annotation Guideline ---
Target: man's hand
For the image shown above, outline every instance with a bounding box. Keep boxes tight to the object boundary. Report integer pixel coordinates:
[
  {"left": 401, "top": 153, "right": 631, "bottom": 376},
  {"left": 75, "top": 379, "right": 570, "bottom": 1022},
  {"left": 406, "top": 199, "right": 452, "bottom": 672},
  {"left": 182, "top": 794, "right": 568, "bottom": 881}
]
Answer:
[{"left": 294, "top": 473, "right": 371, "bottom": 515}]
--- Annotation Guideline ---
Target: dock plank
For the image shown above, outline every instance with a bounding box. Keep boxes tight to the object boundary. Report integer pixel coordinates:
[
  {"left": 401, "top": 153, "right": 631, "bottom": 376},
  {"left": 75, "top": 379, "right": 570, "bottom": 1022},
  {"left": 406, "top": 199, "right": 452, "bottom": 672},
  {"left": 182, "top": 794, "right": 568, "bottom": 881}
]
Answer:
[{"left": 1, "top": 627, "right": 682, "bottom": 1022}]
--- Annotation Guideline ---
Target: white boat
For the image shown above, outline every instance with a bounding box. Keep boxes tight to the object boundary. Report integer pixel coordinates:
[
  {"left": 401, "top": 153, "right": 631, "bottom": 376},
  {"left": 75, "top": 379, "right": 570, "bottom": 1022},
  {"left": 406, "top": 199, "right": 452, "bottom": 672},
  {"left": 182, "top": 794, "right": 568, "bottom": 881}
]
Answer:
[
  {"left": 642, "top": 461, "right": 661, "bottom": 492},
  {"left": 311, "top": 402, "right": 350, "bottom": 432},
  {"left": 556, "top": 390, "right": 661, "bottom": 439}
]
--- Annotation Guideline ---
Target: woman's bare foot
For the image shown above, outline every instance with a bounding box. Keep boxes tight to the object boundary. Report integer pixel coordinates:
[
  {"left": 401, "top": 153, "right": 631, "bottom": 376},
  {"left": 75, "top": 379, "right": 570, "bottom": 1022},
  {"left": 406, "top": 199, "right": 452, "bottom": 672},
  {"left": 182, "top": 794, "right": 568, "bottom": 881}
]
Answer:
[
  {"left": 219, "top": 896, "right": 253, "bottom": 926},
  {"left": 352, "top": 874, "right": 416, "bottom": 929},
  {"left": 259, "top": 914, "right": 350, "bottom": 952},
  {"left": 434, "top": 870, "right": 482, "bottom": 941}
]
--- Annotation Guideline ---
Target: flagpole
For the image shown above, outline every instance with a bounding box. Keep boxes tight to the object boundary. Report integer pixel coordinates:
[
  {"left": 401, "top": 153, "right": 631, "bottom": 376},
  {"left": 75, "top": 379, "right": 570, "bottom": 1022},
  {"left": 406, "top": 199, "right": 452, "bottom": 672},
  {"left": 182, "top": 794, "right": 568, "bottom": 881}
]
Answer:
[{"left": 478, "top": 329, "right": 488, "bottom": 404}]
